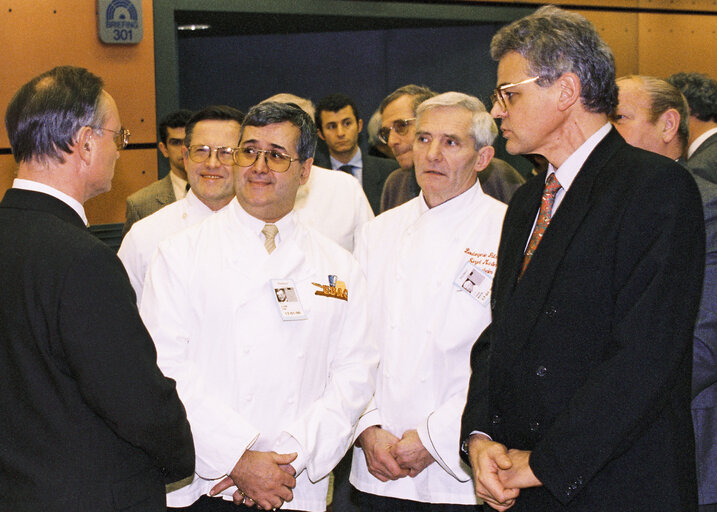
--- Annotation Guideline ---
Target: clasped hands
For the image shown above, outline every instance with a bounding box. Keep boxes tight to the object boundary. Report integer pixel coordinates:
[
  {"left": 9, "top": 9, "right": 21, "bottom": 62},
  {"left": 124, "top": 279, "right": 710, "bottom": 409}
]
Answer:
[
  {"left": 357, "top": 426, "right": 435, "bottom": 481},
  {"left": 467, "top": 434, "right": 542, "bottom": 511},
  {"left": 209, "top": 449, "right": 297, "bottom": 510}
]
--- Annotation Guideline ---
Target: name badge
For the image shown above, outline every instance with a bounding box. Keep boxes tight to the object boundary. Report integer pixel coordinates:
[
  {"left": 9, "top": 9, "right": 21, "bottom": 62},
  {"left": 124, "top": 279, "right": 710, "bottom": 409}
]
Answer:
[
  {"left": 271, "top": 279, "right": 307, "bottom": 321},
  {"left": 454, "top": 261, "right": 492, "bottom": 305}
]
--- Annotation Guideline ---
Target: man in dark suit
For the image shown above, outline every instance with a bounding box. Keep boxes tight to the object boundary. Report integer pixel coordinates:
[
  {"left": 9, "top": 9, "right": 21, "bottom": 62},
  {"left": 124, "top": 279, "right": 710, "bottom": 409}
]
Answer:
[
  {"left": 0, "top": 66, "right": 194, "bottom": 511},
  {"left": 668, "top": 72, "right": 717, "bottom": 185},
  {"left": 122, "top": 109, "right": 193, "bottom": 236},
  {"left": 614, "top": 74, "right": 717, "bottom": 512},
  {"left": 460, "top": 7, "right": 704, "bottom": 511},
  {"left": 313, "top": 93, "right": 397, "bottom": 214},
  {"left": 377, "top": 85, "right": 524, "bottom": 212}
]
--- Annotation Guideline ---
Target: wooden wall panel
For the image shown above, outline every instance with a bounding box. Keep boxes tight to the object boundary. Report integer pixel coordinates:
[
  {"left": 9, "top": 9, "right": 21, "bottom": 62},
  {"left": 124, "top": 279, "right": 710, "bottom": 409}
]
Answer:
[
  {"left": 578, "top": 10, "right": 640, "bottom": 77},
  {"left": 638, "top": 12, "right": 717, "bottom": 77},
  {"left": 0, "top": 0, "right": 158, "bottom": 225}
]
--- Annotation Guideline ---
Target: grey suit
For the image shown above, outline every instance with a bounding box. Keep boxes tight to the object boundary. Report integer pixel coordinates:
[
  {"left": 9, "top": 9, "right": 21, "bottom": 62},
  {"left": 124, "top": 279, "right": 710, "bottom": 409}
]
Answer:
[
  {"left": 690, "top": 172, "right": 717, "bottom": 507},
  {"left": 688, "top": 132, "right": 717, "bottom": 185},
  {"left": 122, "top": 174, "right": 176, "bottom": 237}
]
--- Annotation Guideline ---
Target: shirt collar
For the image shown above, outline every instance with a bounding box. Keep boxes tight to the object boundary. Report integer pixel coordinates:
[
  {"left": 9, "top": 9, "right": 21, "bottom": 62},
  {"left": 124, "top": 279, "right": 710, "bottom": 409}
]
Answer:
[
  {"left": 169, "top": 170, "right": 189, "bottom": 200},
  {"left": 416, "top": 176, "right": 484, "bottom": 215},
  {"left": 329, "top": 147, "right": 362, "bottom": 171},
  {"left": 230, "top": 198, "right": 297, "bottom": 246},
  {"left": 12, "top": 178, "right": 88, "bottom": 226},
  {"left": 688, "top": 126, "right": 717, "bottom": 159},
  {"left": 547, "top": 122, "right": 612, "bottom": 191}
]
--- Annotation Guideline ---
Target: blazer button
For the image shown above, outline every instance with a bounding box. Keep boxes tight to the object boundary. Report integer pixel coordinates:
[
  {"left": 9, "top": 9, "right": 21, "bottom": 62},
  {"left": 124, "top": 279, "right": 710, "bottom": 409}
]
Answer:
[
  {"left": 490, "top": 297, "right": 496, "bottom": 309},
  {"left": 529, "top": 420, "right": 540, "bottom": 432},
  {"left": 544, "top": 305, "right": 557, "bottom": 317},
  {"left": 536, "top": 365, "right": 548, "bottom": 377},
  {"left": 491, "top": 414, "right": 502, "bottom": 425}
]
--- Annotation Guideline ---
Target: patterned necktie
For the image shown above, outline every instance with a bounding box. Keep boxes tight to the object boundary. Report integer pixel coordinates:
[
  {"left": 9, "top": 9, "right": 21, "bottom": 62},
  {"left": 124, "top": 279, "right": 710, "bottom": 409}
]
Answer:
[
  {"left": 520, "top": 173, "right": 562, "bottom": 278},
  {"left": 339, "top": 164, "right": 354, "bottom": 176},
  {"left": 262, "top": 223, "right": 279, "bottom": 254}
]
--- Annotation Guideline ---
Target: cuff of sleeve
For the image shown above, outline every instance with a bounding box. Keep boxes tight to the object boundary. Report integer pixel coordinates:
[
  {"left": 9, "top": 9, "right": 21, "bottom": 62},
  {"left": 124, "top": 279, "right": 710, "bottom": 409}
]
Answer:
[
  {"left": 354, "top": 407, "right": 382, "bottom": 443},
  {"left": 274, "top": 432, "right": 307, "bottom": 477}
]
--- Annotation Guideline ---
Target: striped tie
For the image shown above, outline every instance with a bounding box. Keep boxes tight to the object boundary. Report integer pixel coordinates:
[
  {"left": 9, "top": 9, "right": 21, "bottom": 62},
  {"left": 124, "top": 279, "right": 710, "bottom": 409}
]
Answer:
[{"left": 262, "top": 223, "right": 279, "bottom": 254}]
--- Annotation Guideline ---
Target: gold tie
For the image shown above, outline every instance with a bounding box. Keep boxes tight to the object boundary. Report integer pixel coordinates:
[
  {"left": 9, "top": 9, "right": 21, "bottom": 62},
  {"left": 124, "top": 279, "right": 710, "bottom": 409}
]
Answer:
[{"left": 262, "top": 223, "right": 279, "bottom": 254}]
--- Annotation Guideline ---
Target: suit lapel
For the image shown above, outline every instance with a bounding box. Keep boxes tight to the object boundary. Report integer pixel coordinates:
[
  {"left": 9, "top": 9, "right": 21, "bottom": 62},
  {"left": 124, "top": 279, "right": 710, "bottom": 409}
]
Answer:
[{"left": 494, "top": 130, "right": 624, "bottom": 369}]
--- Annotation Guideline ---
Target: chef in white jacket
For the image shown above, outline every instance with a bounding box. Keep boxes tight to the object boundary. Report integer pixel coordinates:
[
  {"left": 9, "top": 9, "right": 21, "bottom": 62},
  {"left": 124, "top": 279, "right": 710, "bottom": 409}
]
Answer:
[
  {"left": 118, "top": 106, "right": 244, "bottom": 300},
  {"left": 350, "top": 92, "right": 508, "bottom": 510},
  {"left": 140, "top": 102, "right": 378, "bottom": 512}
]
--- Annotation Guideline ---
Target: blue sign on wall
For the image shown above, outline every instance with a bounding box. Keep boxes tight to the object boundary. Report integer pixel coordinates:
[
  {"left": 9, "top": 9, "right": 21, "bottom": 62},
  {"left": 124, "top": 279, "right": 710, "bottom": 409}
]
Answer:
[{"left": 97, "top": 0, "right": 143, "bottom": 44}]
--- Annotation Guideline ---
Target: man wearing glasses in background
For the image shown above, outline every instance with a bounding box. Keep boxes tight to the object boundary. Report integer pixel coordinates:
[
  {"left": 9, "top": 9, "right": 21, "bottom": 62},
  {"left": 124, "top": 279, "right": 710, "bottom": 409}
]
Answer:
[
  {"left": 460, "top": 6, "right": 704, "bottom": 511},
  {"left": 118, "top": 105, "right": 244, "bottom": 300},
  {"left": 0, "top": 66, "right": 194, "bottom": 511},
  {"left": 123, "top": 109, "right": 194, "bottom": 236},
  {"left": 140, "top": 101, "right": 377, "bottom": 512},
  {"left": 378, "top": 85, "right": 524, "bottom": 212}
]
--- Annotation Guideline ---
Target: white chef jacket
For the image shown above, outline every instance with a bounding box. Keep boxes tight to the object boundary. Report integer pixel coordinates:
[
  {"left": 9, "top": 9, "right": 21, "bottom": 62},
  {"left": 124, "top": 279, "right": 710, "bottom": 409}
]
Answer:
[
  {"left": 118, "top": 190, "right": 226, "bottom": 301},
  {"left": 350, "top": 180, "right": 506, "bottom": 504},
  {"left": 294, "top": 165, "right": 374, "bottom": 252},
  {"left": 140, "top": 199, "right": 378, "bottom": 511}
]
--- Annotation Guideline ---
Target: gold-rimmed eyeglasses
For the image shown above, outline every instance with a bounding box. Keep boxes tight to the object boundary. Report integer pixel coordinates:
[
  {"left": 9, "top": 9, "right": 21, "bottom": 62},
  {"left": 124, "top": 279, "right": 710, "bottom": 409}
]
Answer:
[
  {"left": 490, "top": 76, "right": 540, "bottom": 111},
  {"left": 92, "top": 126, "right": 131, "bottom": 150},
  {"left": 233, "top": 146, "right": 299, "bottom": 173},
  {"left": 187, "top": 145, "right": 236, "bottom": 166},
  {"left": 377, "top": 118, "right": 416, "bottom": 144}
]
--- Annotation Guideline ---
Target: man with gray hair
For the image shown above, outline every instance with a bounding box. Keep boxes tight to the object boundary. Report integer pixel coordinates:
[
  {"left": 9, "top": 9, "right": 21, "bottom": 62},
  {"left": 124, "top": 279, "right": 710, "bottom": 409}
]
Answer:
[
  {"left": 461, "top": 6, "right": 703, "bottom": 511},
  {"left": 350, "top": 92, "right": 506, "bottom": 511},
  {"left": 614, "top": 74, "right": 717, "bottom": 512},
  {"left": 378, "top": 84, "right": 524, "bottom": 212},
  {"left": 140, "top": 101, "right": 377, "bottom": 511},
  {"left": 668, "top": 72, "right": 717, "bottom": 184}
]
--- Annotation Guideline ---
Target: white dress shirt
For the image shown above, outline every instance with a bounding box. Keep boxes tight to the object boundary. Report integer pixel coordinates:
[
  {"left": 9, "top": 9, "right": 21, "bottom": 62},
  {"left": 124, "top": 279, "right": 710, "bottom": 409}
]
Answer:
[
  {"left": 139, "top": 199, "right": 378, "bottom": 511},
  {"left": 117, "top": 190, "right": 227, "bottom": 301},
  {"left": 329, "top": 147, "right": 363, "bottom": 185},
  {"left": 294, "top": 165, "right": 374, "bottom": 252},
  {"left": 169, "top": 170, "right": 189, "bottom": 201},
  {"left": 350, "top": 180, "right": 507, "bottom": 504}
]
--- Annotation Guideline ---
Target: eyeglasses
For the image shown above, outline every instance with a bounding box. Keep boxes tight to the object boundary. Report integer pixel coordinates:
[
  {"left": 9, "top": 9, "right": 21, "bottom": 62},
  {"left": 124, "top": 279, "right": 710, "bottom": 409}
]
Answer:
[
  {"left": 490, "top": 76, "right": 540, "bottom": 111},
  {"left": 187, "top": 145, "right": 236, "bottom": 166},
  {"left": 377, "top": 118, "right": 416, "bottom": 144},
  {"left": 91, "top": 126, "right": 130, "bottom": 150},
  {"left": 233, "top": 146, "right": 299, "bottom": 173}
]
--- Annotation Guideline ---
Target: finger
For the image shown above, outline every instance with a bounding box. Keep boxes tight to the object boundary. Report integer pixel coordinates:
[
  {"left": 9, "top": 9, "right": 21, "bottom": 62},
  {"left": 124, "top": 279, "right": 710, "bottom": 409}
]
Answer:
[
  {"left": 209, "top": 476, "right": 235, "bottom": 497},
  {"left": 244, "top": 496, "right": 256, "bottom": 508},
  {"left": 273, "top": 451, "right": 298, "bottom": 465},
  {"left": 279, "top": 463, "right": 297, "bottom": 477}
]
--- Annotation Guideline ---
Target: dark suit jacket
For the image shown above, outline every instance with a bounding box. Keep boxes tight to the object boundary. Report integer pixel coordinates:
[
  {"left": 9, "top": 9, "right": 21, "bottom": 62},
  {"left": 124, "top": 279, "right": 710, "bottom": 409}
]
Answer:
[
  {"left": 688, "top": 131, "right": 717, "bottom": 185},
  {"left": 313, "top": 151, "right": 397, "bottom": 214},
  {"left": 461, "top": 130, "right": 703, "bottom": 511},
  {"left": 378, "top": 158, "right": 525, "bottom": 213},
  {"left": 0, "top": 189, "right": 194, "bottom": 511},
  {"left": 123, "top": 174, "right": 176, "bottom": 237},
  {"left": 690, "top": 172, "right": 717, "bottom": 505}
]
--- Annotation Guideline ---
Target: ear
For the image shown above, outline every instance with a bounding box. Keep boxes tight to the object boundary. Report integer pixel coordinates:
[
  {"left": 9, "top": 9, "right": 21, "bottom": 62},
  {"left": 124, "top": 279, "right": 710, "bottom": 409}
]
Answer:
[
  {"left": 659, "top": 108, "right": 680, "bottom": 144},
  {"left": 357, "top": 118, "right": 364, "bottom": 133},
  {"left": 474, "top": 145, "right": 495, "bottom": 173},
  {"left": 75, "top": 126, "right": 95, "bottom": 166},
  {"left": 181, "top": 144, "right": 190, "bottom": 169},
  {"left": 158, "top": 141, "right": 170, "bottom": 158},
  {"left": 299, "top": 157, "right": 313, "bottom": 185},
  {"left": 317, "top": 129, "right": 326, "bottom": 141},
  {"left": 556, "top": 72, "right": 582, "bottom": 112}
]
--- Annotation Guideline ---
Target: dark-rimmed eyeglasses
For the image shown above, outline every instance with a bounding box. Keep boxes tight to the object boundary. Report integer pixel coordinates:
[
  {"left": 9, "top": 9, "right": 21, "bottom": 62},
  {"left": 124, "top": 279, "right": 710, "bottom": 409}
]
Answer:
[
  {"left": 378, "top": 118, "right": 416, "bottom": 144},
  {"left": 490, "top": 76, "right": 540, "bottom": 111},
  {"left": 92, "top": 126, "right": 130, "bottom": 150},
  {"left": 187, "top": 145, "right": 236, "bottom": 166},
  {"left": 233, "top": 146, "right": 299, "bottom": 173}
]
